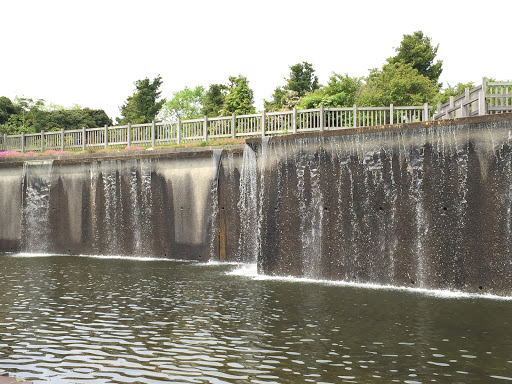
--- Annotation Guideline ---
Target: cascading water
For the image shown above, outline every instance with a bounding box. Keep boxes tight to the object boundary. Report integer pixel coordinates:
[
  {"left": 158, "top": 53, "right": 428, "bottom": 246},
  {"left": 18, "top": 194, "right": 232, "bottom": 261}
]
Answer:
[
  {"left": 20, "top": 160, "right": 53, "bottom": 253},
  {"left": 237, "top": 144, "right": 259, "bottom": 263},
  {"left": 208, "top": 149, "right": 223, "bottom": 260},
  {"left": 101, "top": 160, "right": 122, "bottom": 254},
  {"left": 296, "top": 139, "right": 324, "bottom": 278}
]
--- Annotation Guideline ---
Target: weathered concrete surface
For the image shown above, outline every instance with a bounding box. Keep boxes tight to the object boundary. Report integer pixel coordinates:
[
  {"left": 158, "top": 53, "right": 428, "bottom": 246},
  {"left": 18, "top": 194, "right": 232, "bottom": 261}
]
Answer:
[
  {"left": 0, "top": 146, "right": 244, "bottom": 261},
  {"left": 2, "top": 114, "right": 512, "bottom": 295},
  {"left": 247, "top": 113, "right": 512, "bottom": 296}
]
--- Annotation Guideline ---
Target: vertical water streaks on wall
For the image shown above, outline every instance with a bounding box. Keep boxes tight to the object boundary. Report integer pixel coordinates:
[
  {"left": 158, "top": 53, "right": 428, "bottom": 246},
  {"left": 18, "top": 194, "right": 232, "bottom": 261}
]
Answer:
[
  {"left": 208, "top": 149, "right": 223, "bottom": 260},
  {"left": 100, "top": 160, "right": 122, "bottom": 254},
  {"left": 250, "top": 118, "right": 512, "bottom": 294},
  {"left": 20, "top": 161, "right": 53, "bottom": 253},
  {"left": 237, "top": 145, "right": 259, "bottom": 263},
  {"left": 401, "top": 128, "right": 428, "bottom": 287},
  {"left": 295, "top": 138, "right": 324, "bottom": 278}
]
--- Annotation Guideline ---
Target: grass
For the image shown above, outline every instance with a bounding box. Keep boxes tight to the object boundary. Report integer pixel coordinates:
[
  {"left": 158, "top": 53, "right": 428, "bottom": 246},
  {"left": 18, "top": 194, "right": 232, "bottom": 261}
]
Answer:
[{"left": 0, "top": 138, "right": 246, "bottom": 159}]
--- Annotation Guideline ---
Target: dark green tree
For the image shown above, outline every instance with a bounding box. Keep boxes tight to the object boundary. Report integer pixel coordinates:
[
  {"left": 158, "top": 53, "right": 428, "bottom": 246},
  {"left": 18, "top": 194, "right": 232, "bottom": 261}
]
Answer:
[
  {"left": 117, "top": 76, "right": 164, "bottom": 124},
  {"left": 388, "top": 31, "right": 443, "bottom": 86},
  {"left": 201, "top": 84, "right": 226, "bottom": 117},
  {"left": 222, "top": 75, "right": 255, "bottom": 116},
  {"left": 0, "top": 97, "right": 19, "bottom": 124},
  {"left": 285, "top": 62, "right": 319, "bottom": 97}
]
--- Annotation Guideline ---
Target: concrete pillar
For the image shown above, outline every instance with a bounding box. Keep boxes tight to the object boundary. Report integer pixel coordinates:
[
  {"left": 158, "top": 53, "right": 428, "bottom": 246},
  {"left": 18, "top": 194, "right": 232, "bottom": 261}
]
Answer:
[
  {"left": 177, "top": 118, "right": 181, "bottom": 144},
  {"left": 151, "top": 121, "right": 156, "bottom": 148},
  {"left": 319, "top": 105, "right": 324, "bottom": 131},
  {"left": 261, "top": 111, "right": 266, "bottom": 137},
  {"left": 203, "top": 116, "right": 208, "bottom": 142},
  {"left": 231, "top": 113, "right": 236, "bottom": 139},
  {"left": 127, "top": 122, "right": 132, "bottom": 147},
  {"left": 105, "top": 125, "right": 109, "bottom": 149},
  {"left": 479, "top": 78, "right": 487, "bottom": 116},
  {"left": 292, "top": 108, "right": 297, "bottom": 134}
]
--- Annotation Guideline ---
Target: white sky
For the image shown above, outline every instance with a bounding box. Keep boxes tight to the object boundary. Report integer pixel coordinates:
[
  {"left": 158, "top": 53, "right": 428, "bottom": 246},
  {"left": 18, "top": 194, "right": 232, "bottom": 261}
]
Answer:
[{"left": 1, "top": 0, "right": 511, "bottom": 121}]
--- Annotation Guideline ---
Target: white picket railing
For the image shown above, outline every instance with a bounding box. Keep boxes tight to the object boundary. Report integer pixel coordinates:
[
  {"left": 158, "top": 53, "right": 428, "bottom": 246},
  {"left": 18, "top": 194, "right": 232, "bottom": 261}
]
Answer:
[
  {"left": 1, "top": 104, "right": 434, "bottom": 153},
  {"left": 433, "top": 80, "right": 512, "bottom": 120}
]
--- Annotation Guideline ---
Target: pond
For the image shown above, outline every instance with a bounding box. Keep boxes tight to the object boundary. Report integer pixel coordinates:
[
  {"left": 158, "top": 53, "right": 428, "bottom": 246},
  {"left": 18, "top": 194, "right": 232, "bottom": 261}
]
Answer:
[{"left": 0, "top": 254, "right": 511, "bottom": 383}]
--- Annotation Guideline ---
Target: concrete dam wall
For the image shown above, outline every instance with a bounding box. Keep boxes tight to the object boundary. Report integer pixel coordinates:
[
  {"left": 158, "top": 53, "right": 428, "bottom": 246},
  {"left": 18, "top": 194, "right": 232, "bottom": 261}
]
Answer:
[
  {"left": 1, "top": 113, "right": 512, "bottom": 295},
  {"left": 0, "top": 148, "right": 245, "bottom": 262}
]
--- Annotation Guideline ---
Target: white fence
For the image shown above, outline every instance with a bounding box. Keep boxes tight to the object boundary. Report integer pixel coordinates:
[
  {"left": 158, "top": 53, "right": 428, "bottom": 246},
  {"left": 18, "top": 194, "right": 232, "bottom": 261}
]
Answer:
[
  {"left": 433, "top": 80, "right": 512, "bottom": 120},
  {"left": 0, "top": 104, "right": 433, "bottom": 153}
]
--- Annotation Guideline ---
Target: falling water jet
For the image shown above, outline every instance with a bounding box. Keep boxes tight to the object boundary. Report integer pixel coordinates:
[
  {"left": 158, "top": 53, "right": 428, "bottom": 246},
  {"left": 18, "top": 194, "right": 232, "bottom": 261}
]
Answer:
[
  {"left": 208, "top": 149, "right": 223, "bottom": 260},
  {"left": 21, "top": 160, "right": 54, "bottom": 254}
]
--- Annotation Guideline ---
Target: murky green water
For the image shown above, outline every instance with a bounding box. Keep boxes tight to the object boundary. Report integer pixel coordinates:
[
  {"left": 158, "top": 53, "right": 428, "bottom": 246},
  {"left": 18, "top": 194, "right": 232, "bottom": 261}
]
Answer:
[{"left": 0, "top": 255, "right": 511, "bottom": 383}]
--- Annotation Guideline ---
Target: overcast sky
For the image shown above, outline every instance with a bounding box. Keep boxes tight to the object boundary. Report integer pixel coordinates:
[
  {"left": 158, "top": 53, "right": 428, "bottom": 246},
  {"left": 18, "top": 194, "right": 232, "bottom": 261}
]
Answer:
[{"left": 1, "top": 0, "right": 510, "bottom": 121}]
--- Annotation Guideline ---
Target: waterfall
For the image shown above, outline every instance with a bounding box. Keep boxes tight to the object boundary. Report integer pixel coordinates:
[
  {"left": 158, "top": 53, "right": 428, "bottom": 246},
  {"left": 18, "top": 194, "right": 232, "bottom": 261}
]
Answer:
[
  {"left": 296, "top": 139, "right": 324, "bottom": 278},
  {"left": 237, "top": 144, "right": 259, "bottom": 263},
  {"left": 208, "top": 149, "right": 223, "bottom": 260},
  {"left": 20, "top": 160, "right": 53, "bottom": 253},
  {"left": 101, "top": 160, "right": 122, "bottom": 254}
]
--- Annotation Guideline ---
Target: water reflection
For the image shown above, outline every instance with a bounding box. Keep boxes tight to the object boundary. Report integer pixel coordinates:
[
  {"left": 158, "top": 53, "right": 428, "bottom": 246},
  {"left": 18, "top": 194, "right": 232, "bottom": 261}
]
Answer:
[{"left": 0, "top": 255, "right": 511, "bottom": 383}]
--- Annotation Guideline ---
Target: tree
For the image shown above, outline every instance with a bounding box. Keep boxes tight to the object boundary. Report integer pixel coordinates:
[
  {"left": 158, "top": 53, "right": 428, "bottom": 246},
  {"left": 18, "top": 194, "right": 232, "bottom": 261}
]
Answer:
[
  {"left": 159, "top": 86, "right": 205, "bottom": 120},
  {"left": 0, "top": 97, "right": 19, "bottom": 124},
  {"left": 117, "top": 76, "right": 164, "bottom": 124},
  {"left": 264, "top": 86, "right": 287, "bottom": 112},
  {"left": 285, "top": 62, "right": 319, "bottom": 97},
  {"left": 357, "top": 61, "right": 439, "bottom": 107},
  {"left": 264, "top": 62, "right": 320, "bottom": 111},
  {"left": 388, "top": 31, "right": 443, "bottom": 86},
  {"left": 201, "top": 84, "right": 226, "bottom": 117},
  {"left": 298, "top": 73, "right": 362, "bottom": 109},
  {"left": 222, "top": 75, "right": 255, "bottom": 116}
]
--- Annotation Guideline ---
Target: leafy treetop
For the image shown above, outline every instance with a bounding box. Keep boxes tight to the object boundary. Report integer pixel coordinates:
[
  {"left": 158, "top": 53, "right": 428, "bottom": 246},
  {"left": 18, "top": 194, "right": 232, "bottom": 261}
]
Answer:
[
  {"left": 388, "top": 31, "right": 443, "bottom": 86},
  {"left": 117, "top": 76, "right": 164, "bottom": 125}
]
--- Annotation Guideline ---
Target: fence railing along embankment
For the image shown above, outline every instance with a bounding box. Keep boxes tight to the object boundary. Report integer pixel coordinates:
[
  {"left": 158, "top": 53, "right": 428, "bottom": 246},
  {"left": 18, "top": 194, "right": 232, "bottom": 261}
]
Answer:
[
  {"left": 434, "top": 80, "right": 512, "bottom": 120},
  {"left": 1, "top": 80, "right": 510, "bottom": 153}
]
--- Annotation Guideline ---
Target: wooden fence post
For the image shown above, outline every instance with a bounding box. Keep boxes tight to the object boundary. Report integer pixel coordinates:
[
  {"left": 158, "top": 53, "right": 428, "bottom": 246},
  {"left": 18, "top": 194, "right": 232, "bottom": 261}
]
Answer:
[
  {"left": 41, "top": 130, "right": 45, "bottom": 152},
  {"left": 353, "top": 104, "right": 358, "bottom": 128},
  {"left": 105, "top": 125, "right": 109, "bottom": 149},
  {"left": 479, "top": 78, "right": 487, "bottom": 115},
  {"left": 319, "top": 105, "right": 324, "bottom": 131},
  {"left": 127, "top": 122, "right": 132, "bottom": 147},
  {"left": 61, "top": 129, "right": 65, "bottom": 151},
  {"left": 203, "top": 116, "right": 208, "bottom": 142},
  {"left": 261, "top": 111, "right": 266, "bottom": 137},
  {"left": 82, "top": 127, "right": 86, "bottom": 151},
  {"left": 231, "top": 113, "right": 236, "bottom": 139},
  {"left": 151, "top": 121, "right": 155, "bottom": 147},
  {"left": 177, "top": 118, "right": 181, "bottom": 144},
  {"left": 21, "top": 132, "right": 25, "bottom": 153}
]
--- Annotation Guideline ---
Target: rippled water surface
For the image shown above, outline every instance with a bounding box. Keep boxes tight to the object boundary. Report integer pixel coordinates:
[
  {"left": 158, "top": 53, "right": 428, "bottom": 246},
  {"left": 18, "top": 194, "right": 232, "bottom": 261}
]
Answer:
[{"left": 1, "top": 255, "right": 512, "bottom": 383}]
